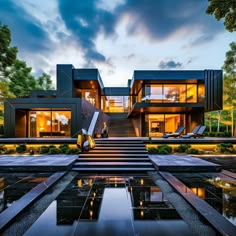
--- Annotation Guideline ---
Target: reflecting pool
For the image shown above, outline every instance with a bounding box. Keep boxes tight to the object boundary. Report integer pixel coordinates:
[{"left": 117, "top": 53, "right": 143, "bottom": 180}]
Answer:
[
  {"left": 173, "top": 172, "right": 236, "bottom": 226},
  {"left": 0, "top": 173, "right": 50, "bottom": 214},
  {"left": 25, "top": 175, "right": 192, "bottom": 236}
]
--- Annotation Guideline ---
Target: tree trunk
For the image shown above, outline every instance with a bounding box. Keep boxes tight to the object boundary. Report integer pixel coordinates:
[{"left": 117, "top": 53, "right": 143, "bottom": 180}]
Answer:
[{"left": 217, "top": 110, "right": 221, "bottom": 132}]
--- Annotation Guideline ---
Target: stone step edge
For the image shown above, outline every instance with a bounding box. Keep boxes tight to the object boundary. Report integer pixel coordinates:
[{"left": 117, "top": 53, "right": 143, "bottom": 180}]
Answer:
[
  {"left": 0, "top": 172, "right": 65, "bottom": 232},
  {"left": 72, "top": 167, "right": 156, "bottom": 171},
  {"left": 157, "top": 171, "right": 236, "bottom": 236}
]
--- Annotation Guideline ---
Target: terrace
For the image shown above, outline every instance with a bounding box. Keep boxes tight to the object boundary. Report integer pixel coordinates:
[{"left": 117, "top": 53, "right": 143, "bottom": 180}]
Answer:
[{"left": 0, "top": 137, "right": 235, "bottom": 235}]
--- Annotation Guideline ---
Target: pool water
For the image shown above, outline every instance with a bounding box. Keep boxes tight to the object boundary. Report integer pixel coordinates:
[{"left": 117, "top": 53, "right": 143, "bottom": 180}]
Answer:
[
  {"left": 173, "top": 172, "right": 236, "bottom": 226},
  {"left": 0, "top": 173, "right": 50, "bottom": 213},
  {"left": 24, "top": 175, "right": 192, "bottom": 236}
]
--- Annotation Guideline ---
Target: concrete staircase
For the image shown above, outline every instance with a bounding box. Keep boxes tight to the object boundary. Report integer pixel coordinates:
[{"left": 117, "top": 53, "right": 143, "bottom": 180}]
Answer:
[
  {"left": 107, "top": 113, "right": 136, "bottom": 137},
  {"left": 72, "top": 139, "right": 155, "bottom": 172}
]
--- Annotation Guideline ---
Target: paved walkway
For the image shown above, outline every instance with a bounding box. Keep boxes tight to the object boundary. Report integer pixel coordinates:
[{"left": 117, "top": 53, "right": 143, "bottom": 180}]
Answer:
[
  {"left": 149, "top": 154, "right": 221, "bottom": 172},
  {"left": 0, "top": 155, "right": 77, "bottom": 171}
]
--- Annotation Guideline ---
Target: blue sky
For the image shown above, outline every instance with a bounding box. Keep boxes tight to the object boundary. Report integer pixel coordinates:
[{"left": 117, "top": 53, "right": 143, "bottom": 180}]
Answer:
[{"left": 0, "top": 0, "right": 235, "bottom": 86}]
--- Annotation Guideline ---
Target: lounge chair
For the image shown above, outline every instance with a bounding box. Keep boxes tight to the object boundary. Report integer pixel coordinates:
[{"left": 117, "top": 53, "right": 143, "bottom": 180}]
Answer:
[
  {"left": 182, "top": 125, "right": 205, "bottom": 138},
  {"left": 162, "top": 126, "right": 185, "bottom": 138}
]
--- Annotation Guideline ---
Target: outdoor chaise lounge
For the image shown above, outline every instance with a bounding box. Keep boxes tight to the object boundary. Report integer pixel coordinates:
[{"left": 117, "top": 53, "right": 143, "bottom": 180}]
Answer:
[
  {"left": 182, "top": 125, "right": 206, "bottom": 138},
  {"left": 162, "top": 126, "right": 185, "bottom": 138}
]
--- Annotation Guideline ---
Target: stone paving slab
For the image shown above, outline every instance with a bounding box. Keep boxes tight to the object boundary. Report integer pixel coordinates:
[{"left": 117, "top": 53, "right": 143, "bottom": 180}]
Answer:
[
  {"left": 0, "top": 155, "right": 78, "bottom": 171},
  {"left": 149, "top": 154, "right": 222, "bottom": 172}
]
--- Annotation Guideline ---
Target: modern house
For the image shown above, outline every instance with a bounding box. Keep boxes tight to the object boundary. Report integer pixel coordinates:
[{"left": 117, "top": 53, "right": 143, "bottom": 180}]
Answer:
[{"left": 4, "top": 64, "right": 222, "bottom": 138}]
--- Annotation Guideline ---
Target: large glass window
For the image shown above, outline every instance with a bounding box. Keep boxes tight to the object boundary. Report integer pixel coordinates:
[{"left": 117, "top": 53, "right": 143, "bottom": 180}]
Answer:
[
  {"left": 101, "top": 96, "right": 130, "bottom": 112},
  {"left": 186, "top": 84, "right": 197, "bottom": 103},
  {"left": 81, "top": 89, "right": 99, "bottom": 108},
  {"left": 198, "top": 84, "right": 205, "bottom": 103},
  {"left": 142, "top": 84, "right": 202, "bottom": 104},
  {"left": 163, "top": 85, "right": 186, "bottom": 103},
  {"left": 29, "top": 110, "right": 71, "bottom": 137},
  {"left": 146, "top": 114, "right": 185, "bottom": 137}
]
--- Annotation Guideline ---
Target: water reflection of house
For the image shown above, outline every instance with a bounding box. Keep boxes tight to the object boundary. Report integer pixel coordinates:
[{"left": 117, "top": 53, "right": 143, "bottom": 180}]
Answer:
[{"left": 56, "top": 176, "right": 181, "bottom": 225}]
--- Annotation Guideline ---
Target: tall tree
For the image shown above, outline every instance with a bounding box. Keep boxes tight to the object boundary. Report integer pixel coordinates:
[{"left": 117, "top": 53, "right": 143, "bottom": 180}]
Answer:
[
  {"left": 8, "top": 60, "right": 38, "bottom": 97},
  {"left": 37, "top": 73, "right": 53, "bottom": 90},
  {"left": 223, "top": 42, "right": 236, "bottom": 135},
  {"left": 0, "top": 22, "right": 18, "bottom": 99},
  {"left": 206, "top": 0, "right": 236, "bottom": 32},
  {"left": 223, "top": 42, "right": 236, "bottom": 75}
]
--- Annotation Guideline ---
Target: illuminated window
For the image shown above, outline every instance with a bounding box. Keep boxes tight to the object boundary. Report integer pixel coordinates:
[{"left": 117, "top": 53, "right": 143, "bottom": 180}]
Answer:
[
  {"left": 164, "top": 85, "right": 186, "bottom": 103},
  {"left": 29, "top": 110, "right": 71, "bottom": 137},
  {"left": 198, "top": 84, "right": 205, "bottom": 103},
  {"left": 146, "top": 114, "right": 185, "bottom": 136},
  {"left": 142, "top": 83, "right": 200, "bottom": 103},
  {"left": 81, "top": 89, "right": 98, "bottom": 108},
  {"left": 101, "top": 96, "right": 130, "bottom": 112},
  {"left": 186, "top": 84, "right": 197, "bottom": 102}
]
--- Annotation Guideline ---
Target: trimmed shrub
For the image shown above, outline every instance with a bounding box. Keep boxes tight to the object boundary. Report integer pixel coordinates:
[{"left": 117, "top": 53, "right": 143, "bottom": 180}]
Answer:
[
  {"left": 65, "top": 148, "right": 80, "bottom": 155},
  {"left": 16, "top": 144, "right": 27, "bottom": 153},
  {"left": 59, "top": 144, "right": 69, "bottom": 153},
  {"left": 148, "top": 147, "right": 159, "bottom": 154},
  {"left": 187, "top": 148, "right": 199, "bottom": 154},
  {"left": 217, "top": 143, "right": 234, "bottom": 153},
  {"left": 156, "top": 145, "right": 172, "bottom": 154},
  {"left": 174, "top": 144, "right": 191, "bottom": 153},
  {"left": 49, "top": 145, "right": 56, "bottom": 149},
  {"left": 4, "top": 149, "right": 15, "bottom": 154},
  {"left": 205, "top": 131, "right": 231, "bottom": 137},
  {"left": 40, "top": 146, "right": 50, "bottom": 154},
  {"left": 48, "top": 147, "right": 61, "bottom": 155},
  {"left": 0, "top": 144, "right": 6, "bottom": 154}
]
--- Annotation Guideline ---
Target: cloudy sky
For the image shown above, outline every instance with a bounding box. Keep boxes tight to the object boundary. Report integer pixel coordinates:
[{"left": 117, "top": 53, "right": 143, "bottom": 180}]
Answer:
[{"left": 0, "top": 0, "right": 235, "bottom": 86}]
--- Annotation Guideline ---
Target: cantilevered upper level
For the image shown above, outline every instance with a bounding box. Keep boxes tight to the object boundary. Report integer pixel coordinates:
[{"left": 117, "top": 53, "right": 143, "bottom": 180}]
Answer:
[{"left": 55, "top": 65, "right": 222, "bottom": 114}]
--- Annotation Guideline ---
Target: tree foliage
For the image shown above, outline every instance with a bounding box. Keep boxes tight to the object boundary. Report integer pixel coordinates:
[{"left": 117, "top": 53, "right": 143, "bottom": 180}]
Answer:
[
  {"left": 0, "top": 22, "right": 18, "bottom": 75},
  {"left": 206, "top": 0, "right": 236, "bottom": 32},
  {"left": 8, "top": 60, "right": 38, "bottom": 97},
  {"left": 222, "top": 42, "right": 236, "bottom": 135},
  {"left": 37, "top": 73, "right": 53, "bottom": 90},
  {"left": 0, "top": 22, "right": 18, "bottom": 99},
  {"left": 223, "top": 42, "right": 236, "bottom": 107},
  {"left": 0, "top": 22, "right": 53, "bottom": 99},
  {"left": 223, "top": 42, "right": 236, "bottom": 76}
]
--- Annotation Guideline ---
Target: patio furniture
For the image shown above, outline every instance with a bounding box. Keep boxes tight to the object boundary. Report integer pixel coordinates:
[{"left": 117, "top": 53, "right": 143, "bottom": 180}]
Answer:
[
  {"left": 182, "top": 125, "right": 205, "bottom": 138},
  {"left": 162, "top": 126, "right": 185, "bottom": 138}
]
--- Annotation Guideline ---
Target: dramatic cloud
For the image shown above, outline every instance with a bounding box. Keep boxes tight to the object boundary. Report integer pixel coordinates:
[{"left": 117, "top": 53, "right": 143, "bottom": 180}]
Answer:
[
  {"left": 158, "top": 60, "right": 182, "bottom": 69},
  {"left": 118, "top": 0, "right": 224, "bottom": 40},
  {"left": 57, "top": 0, "right": 225, "bottom": 65},
  {"left": 0, "top": 0, "right": 234, "bottom": 85},
  {"left": 0, "top": 0, "right": 50, "bottom": 53},
  {"left": 58, "top": 0, "right": 119, "bottom": 65}
]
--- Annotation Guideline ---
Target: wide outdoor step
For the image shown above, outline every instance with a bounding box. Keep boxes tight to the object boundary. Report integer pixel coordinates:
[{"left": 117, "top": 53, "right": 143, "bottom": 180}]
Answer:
[
  {"left": 79, "top": 153, "right": 148, "bottom": 157},
  {"left": 95, "top": 141, "right": 143, "bottom": 144},
  {"left": 95, "top": 144, "right": 145, "bottom": 148},
  {"left": 94, "top": 146, "right": 147, "bottom": 150},
  {"left": 89, "top": 150, "right": 148, "bottom": 154},
  {"left": 77, "top": 157, "right": 149, "bottom": 161},
  {"left": 72, "top": 167, "right": 156, "bottom": 172},
  {"left": 74, "top": 162, "right": 153, "bottom": 166}
]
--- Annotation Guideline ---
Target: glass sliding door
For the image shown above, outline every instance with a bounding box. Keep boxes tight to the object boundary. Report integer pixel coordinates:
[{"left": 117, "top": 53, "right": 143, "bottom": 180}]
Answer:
[
  {"left": 146, "top": 114, "right": 185, "bottom": 137},
  {"left": 28, "top": 110, "right": 71, "bottom": 137}
]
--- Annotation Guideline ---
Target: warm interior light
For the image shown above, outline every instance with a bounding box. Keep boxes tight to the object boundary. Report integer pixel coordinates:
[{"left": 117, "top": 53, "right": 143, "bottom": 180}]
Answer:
[{"left": 140, "top": 210, "right": 144, "bottom": 217}]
